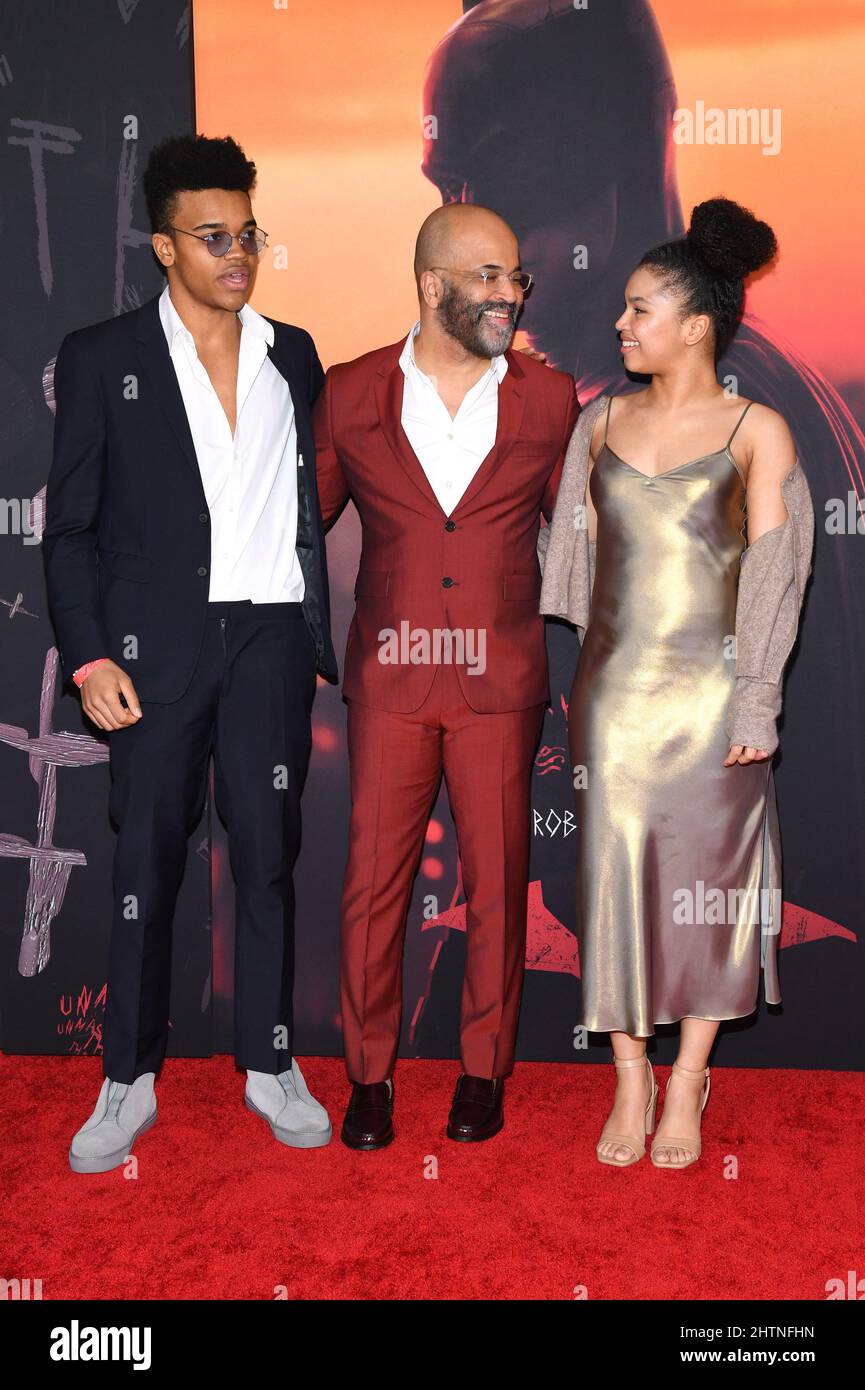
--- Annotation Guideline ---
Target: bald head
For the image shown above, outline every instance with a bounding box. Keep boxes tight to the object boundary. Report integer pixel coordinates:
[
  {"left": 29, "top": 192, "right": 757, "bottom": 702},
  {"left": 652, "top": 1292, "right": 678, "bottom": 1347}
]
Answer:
[
  {"left": 412, "top": 204, "right": 523, "bottom": 361},
  {"left": 413, "top": 203, "right": 518, "bottom": 281}
]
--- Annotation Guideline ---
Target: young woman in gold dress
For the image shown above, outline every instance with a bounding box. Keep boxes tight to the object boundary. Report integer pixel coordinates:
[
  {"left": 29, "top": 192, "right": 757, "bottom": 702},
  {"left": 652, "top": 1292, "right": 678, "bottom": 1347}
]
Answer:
[{"left": 540, "top": 198, "right": 813, "bottom": 1169}]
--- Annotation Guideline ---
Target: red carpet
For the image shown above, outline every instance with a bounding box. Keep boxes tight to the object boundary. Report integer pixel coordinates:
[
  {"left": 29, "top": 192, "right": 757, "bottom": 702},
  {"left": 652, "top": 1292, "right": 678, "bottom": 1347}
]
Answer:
[{"left": 2, "top": 1054, "right": 862, "bottom": 1301}]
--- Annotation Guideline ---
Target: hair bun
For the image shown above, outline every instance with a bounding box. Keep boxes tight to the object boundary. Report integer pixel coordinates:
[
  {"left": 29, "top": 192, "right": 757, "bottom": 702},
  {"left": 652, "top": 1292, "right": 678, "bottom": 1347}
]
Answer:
[{"left": 686, "top": 197, "right": 777, "bottom": 279}]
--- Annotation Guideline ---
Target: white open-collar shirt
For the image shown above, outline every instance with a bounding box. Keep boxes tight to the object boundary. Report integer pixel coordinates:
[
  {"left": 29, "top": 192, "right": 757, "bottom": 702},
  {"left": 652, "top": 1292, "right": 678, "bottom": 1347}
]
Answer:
[
  {"left": 398, "top": 320, "right": 508, "bottom": 516},
  {"left": 158, "top": 283, "right": 305, "bottom": 603}
]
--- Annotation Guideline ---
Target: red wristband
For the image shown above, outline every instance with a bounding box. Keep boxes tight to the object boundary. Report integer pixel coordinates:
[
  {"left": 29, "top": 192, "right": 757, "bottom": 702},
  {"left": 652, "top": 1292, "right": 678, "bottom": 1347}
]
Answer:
[{"left": 72, "top": 658, "right": 110, "bottom": 688}]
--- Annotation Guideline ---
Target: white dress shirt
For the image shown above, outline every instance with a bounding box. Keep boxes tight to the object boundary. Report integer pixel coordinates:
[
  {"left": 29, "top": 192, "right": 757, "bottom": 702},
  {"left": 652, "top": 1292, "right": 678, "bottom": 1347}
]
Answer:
[
  {"left": 158, "top": 283, "right": 305, "bottom": 603},
  {"left": 398, "top": 320, "right": 507, "bottom": 515}
]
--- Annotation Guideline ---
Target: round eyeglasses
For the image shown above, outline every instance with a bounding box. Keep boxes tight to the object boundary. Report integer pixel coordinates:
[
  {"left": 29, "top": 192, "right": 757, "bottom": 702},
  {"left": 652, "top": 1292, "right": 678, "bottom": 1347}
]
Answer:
[{"left": 168, "top": 226, "right": 268, "bottom": 258}]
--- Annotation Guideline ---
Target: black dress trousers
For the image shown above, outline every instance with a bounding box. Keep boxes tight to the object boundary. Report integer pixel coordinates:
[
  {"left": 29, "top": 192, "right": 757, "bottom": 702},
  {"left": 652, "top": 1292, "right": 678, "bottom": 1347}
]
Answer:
[{"left": 103, "top": 600, "right": 317, "bottom": 1082}]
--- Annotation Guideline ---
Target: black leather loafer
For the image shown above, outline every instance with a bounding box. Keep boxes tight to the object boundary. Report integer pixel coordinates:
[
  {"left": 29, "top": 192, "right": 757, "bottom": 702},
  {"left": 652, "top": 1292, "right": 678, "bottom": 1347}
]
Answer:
[
  {"left": 341, "top": 1079, "right": 395, "bottom": 1150},
  {"left": 446, "top": 1074, "right": 504, "bottom": 1142}
]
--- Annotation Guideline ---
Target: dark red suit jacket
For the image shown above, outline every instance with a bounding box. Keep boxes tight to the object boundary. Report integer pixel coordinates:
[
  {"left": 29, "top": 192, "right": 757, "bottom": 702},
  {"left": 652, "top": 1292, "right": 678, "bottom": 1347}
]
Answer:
[{"left": 312, "top": 339, "right": 579, "bottom": 713}]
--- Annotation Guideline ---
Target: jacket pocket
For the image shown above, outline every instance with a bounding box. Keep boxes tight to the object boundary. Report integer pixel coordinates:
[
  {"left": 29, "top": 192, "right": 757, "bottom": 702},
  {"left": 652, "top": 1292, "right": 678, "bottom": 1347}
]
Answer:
[
  {"left": 98, "top": 548, "right": 153, "bottom": 583},
  {"left": 354, "top": 568, "right": 390, "bottom": 598},
  {"left": 502, "top": 572, "right": 541, "bottom": 601}
]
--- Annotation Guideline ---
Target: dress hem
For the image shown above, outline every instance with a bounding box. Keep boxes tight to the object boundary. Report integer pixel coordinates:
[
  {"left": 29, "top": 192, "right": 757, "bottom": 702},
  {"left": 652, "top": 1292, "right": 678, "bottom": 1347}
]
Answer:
[{"left": 577, "top": 1002, "right": 779, "bottom": 1036}]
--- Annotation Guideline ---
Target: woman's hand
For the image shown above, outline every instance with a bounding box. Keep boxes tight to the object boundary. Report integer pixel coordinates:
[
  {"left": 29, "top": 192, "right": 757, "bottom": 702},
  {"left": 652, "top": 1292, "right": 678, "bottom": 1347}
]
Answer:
[
  {"left": 515, "top": 344, "right": 548, "bottom": 364},
  {"left": 723, "top": 743, "right": 770, "bottom": 766}
]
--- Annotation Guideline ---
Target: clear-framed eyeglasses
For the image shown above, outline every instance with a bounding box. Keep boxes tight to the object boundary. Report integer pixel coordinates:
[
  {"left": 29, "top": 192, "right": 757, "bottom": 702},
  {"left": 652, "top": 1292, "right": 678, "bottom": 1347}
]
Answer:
[{"left": 430, "top": 266, "right": 533, "bottom": 293}]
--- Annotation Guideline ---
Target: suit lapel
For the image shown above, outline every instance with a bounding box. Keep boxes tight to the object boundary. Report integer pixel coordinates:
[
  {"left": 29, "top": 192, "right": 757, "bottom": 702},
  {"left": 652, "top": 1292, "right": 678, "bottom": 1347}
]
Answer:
[
  {"left": 133, "top": 296, "right": 313, "bottom": 480},
  {"left": 374, "top": 341, "right": 529, "bottom": 514},
  {"left": 453, "top": 352, "right": 527, "bottom": 514},
  {"left": 374, "top": 355, "right": 444, "bottom": 514},
  {"left": 265, "top": 329, "right": 311, "bottom": 459},
  {"left": 132, "top": 295, "right": 202, "bottom": 481},
  {"left": 264, "top": 323, "right": 317, "bottom": 550}
]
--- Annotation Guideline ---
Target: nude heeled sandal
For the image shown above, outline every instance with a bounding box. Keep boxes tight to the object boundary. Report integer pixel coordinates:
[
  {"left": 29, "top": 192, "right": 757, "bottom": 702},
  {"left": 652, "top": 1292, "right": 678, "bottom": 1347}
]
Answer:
[
  {"left": 595, "top": 1053, "right": 658, "bottom": 1167},
  {"left": 650, "top": 1062, "right": 711, "bottom": 1169}
]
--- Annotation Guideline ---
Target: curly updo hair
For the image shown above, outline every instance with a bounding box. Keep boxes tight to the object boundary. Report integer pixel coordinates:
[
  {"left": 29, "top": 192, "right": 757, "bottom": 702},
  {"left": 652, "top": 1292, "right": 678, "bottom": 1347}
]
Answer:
[
  {"left": 637, "top": 197, "right": 777, "bottom": 356},
  {"left": 143, "top": 133, "right": 257, "bottom": 237}
]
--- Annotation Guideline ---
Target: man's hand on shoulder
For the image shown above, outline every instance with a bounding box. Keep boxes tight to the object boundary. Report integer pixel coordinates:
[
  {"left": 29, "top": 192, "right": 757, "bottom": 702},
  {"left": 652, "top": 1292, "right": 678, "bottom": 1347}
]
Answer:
[{"left": 80, "top": 659, "right": 142, "bottom": 731}]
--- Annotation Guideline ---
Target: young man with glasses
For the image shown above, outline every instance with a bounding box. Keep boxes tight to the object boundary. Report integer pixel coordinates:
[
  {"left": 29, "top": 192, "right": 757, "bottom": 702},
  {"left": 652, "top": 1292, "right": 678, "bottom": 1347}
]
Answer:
[
  {"left": 44, "top": 133, "right": 338, "bottom": 1171},
  {"left": 313, "top": 203, "right": 579, "bottom": 1149}
]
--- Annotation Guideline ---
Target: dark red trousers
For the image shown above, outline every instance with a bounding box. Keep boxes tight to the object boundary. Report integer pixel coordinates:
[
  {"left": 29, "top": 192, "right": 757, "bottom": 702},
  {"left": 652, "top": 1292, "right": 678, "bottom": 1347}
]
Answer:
[{"left": 340, "top": 659, "right": 544, "bottom": 1083}]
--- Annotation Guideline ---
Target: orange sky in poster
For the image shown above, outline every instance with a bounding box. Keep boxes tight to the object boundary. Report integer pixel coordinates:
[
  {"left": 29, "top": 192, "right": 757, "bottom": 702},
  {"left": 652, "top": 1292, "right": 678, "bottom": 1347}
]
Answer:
[{"left": 193, "top": 0, "right": 863, "bottom": 383}]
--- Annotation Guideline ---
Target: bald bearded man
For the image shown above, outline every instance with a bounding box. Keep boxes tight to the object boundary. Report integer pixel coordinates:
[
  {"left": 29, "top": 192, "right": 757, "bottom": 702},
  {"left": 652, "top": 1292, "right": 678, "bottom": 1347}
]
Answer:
[{"left": 313, "top": 206, "right": 578, "bottom": 1148}]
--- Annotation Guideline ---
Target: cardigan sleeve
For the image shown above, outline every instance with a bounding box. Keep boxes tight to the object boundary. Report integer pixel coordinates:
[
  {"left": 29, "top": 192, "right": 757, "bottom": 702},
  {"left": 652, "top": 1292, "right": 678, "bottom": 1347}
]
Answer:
[
  {"left": 724, "top": 461, "right": 815, "bottom": 753},
  {"left": 537, "top": 528, "right": 596, "bottom": 595},
  {"left": 538, "top": 393, "right": 608, "bottom": 641}
]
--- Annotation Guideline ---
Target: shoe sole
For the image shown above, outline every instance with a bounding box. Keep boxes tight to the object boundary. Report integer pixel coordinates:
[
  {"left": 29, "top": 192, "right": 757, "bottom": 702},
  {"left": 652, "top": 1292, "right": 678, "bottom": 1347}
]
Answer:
[
  {"left": 68, "top": 1110, "right": 158, "bottom": 1174},
  {"left": 446, "top": 1115, "right": 504, "bottom": 1143},
  {"left": 340, "top": 1124, "right": 395, "bottom": 1151},
  {"left": 245, "top": 1096, "right": 332, "bottom": 1148}
]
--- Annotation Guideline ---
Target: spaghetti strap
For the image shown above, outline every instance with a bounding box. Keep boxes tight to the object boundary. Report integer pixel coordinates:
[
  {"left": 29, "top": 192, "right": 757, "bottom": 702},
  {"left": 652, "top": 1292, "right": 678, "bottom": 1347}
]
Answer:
[
  {"left": 604, "top": 395, "right": 614, "bottom": 444},
  {"left": 726, "top": 400, "right": 753, "bottom": 449}
]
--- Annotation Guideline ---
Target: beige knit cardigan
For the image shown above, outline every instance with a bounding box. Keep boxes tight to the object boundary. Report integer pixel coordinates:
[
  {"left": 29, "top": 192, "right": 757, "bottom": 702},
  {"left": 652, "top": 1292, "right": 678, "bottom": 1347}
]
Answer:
[{"left": 538, "top": 393, "right": 815, "bottom": 754}]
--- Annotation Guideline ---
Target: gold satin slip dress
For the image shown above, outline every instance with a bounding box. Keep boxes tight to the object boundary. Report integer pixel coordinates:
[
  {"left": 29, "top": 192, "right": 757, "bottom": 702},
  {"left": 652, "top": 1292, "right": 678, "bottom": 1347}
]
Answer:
[{"left": 568, "top": 396, "right": 782, "bottom": 1036}]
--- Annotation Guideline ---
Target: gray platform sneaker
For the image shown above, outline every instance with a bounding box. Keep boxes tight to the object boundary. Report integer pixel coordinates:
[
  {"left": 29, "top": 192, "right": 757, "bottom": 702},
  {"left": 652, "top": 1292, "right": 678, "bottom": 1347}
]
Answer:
[
  {"left": 245, "top": 1059, "right": 332, "bottom": 1148},
  {"left": 69, "top": 1073, "right": 157, "bottom": 1174}
]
